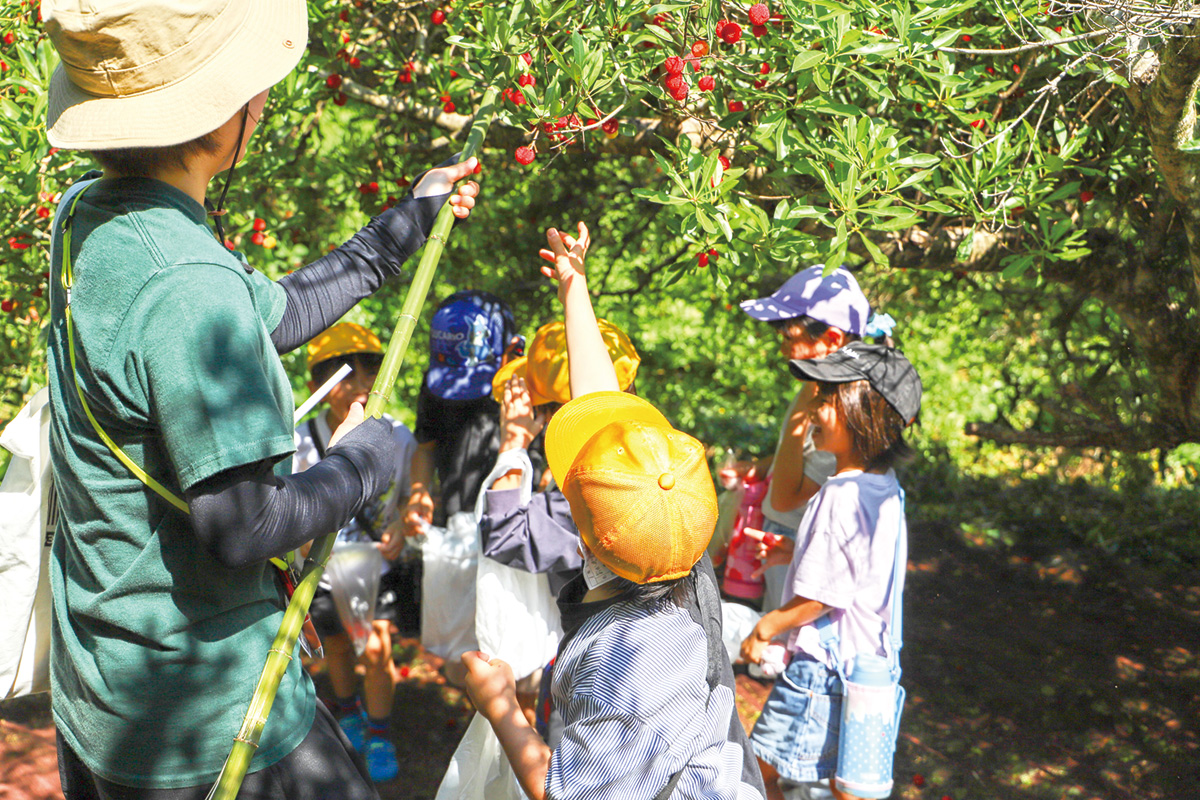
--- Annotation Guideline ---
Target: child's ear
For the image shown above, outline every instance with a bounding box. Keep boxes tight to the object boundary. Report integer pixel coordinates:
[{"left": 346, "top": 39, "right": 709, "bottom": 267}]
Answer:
[{"left": 825, "top": 328, "right": 848, "bottom": 349}]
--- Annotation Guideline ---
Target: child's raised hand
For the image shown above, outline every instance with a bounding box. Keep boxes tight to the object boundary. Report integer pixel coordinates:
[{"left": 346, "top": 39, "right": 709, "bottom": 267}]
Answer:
[
  {"left": 462, "top": 651, "right": 518, "bottom": 723},
  {"left": 539, "top": 222, "right": 591, "bottom": 301},
  {"left": 501, "top": 376, "right": 545, "bottom": 450}
]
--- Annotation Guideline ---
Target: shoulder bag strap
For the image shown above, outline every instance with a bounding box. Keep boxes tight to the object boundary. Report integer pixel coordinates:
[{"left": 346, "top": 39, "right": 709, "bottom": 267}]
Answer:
[
  {"left": 814, "top": 485, "right": 907, "bottom": 682},
  {"left": 59, "top": 183, "right": 189, "bottom": 515}
]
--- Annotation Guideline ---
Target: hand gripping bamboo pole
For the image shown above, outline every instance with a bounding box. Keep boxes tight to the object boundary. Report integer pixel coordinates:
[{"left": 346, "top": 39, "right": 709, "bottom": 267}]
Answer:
[{"left": 207, "top": 87, "right": 498, "bottom": 800}]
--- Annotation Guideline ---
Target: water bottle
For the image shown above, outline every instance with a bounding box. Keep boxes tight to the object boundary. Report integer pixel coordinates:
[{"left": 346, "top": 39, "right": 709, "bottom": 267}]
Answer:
[
  {"left": 835, "top": 653, "right": 899, "bottom": 799},
  {"left": 721, "top": 475, "right": 768, "bottom": 600}
]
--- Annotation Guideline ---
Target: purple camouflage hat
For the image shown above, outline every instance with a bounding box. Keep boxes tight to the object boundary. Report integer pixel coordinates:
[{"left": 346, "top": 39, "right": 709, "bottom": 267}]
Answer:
[
  {"left": 426, "top": 291, "right": 516, "bottom": 401},
  {"left": 740, "top": 266, "right": 871, "bottom": 335}
]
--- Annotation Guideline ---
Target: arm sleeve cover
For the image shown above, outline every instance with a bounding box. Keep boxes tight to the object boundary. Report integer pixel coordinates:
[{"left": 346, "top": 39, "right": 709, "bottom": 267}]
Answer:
[
  {"left": 269, "top": 192, "right": 446, "bottom": 353},
  {"left": 185, "top": 416, "right": 396, "bottom": 569}
]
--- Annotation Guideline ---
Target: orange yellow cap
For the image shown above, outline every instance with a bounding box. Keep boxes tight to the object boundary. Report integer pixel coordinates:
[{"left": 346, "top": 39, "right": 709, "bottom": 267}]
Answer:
[
  {"left": 492, "top": 319, "right": 640, "bottom": 406},
  {"left": 546, "top": 392, "right": 717, "bottom": 584},
  {"left": 306, "top": 322, "right": 384, "bottom": 370}
]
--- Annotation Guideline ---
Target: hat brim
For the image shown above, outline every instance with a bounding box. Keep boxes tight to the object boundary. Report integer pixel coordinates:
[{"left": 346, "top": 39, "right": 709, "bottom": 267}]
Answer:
[
  {"left": 427, "top": 362, "right": 500, "bottom": 402},
  {"left": 739, "top": 296, "right": 799, "bottom": 321},
  {"left": 490, "top": 357, "right": 556, "bottom": 406},
  {"left": 545, "top": 392, "right": 669, "bottom": 484},
  {"left": 47, "top": 1, "right": 307, "bottom": 150},
  {"left": 788, "top": 355, "right": 868, "bottom": 384}
]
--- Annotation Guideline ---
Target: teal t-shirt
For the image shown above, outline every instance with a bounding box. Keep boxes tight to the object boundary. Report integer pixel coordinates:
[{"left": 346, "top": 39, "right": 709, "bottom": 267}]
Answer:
[{"left": 46, "top": 177, "right": 315, "bottom": 788}]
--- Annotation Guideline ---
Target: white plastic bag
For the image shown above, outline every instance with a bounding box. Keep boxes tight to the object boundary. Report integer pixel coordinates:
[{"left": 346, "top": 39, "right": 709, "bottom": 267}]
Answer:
[
  {"left": 720, "top": 600, "right": 762, "bottom": 665},
  {"left": 1, "top": 387, "right": 56, "bottom": 698},
  {"left": 325, "top": 542, "right": 383, "bottom": 656},
  {"left": 420, "top": 510, "right": 480, "bottom": 660},
  {"left": 472, "top": 449, "right": 562, "bottom": 682},
  {"left": 435, "top": 713, "right": 527, "bottom": 800}
]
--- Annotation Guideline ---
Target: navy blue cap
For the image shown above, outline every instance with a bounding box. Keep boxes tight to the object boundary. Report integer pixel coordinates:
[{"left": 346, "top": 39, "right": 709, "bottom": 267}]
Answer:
[{"left": 426, "top": 291, "right": 516, "bottom": 401}]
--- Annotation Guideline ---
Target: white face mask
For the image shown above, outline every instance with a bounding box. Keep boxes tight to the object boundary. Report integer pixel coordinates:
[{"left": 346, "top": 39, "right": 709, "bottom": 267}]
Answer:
[{"left": 579, "top": 543, "right": 619, "bottom": 590}]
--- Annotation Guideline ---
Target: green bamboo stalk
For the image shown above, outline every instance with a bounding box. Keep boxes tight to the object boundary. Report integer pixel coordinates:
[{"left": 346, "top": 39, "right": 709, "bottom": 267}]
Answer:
[{"left": 206, "top": 86, "right": 498, "bottom": 800}]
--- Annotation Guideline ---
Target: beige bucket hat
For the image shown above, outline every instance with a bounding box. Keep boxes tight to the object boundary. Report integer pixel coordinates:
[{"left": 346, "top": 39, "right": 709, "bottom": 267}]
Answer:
[{"left": 45, "top": 0, "right": 307, "bottom": 150}]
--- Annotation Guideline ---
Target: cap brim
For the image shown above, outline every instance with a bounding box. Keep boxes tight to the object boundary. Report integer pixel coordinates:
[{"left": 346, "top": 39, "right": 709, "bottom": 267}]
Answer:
[
  {"left": 545, "top": 392, "right": 669, "bottom": 484},
  {"left": 47, "top": 0, "right": 307, "bottom": 149},
  {"left": 739, "top": 296, "right": 799, "bottom": 321},
  {"left": 788, "top": 355, "right": 868, "bottom": 384},
  {"left": 427, "top": 361, "right": 500, "bottom": 401},
  {"left": 490, "top": 357, "right": 555, "bottom": 406}
]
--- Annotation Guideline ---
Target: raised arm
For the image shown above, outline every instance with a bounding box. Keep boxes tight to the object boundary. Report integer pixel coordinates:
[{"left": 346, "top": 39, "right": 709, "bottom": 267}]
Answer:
[{"left": 539, "top": 223, "right": 619, "bottom": 397}]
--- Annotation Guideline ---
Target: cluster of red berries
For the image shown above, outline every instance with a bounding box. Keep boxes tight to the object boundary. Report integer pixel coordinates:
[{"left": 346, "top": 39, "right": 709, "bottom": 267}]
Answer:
[
  {"left": 397, "top": 61, "right": 416, "bottom": 85},
  {"left": 440, "top": 93, "right": 456, "bottom": 114},
  {"left": 503, "top": 86, "right": 527, "bottom": 105},
  {"left": 8, "top": 235, "right": 29, "bottom": 250},
  {"left": 697, "top": 248, "right": 720, "bottom": 267}
]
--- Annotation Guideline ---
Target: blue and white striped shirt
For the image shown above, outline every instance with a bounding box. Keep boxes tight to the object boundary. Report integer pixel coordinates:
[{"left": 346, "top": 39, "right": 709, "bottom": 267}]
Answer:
[{"left": 547, "top": 598, "right": 764, "bottom": 800}]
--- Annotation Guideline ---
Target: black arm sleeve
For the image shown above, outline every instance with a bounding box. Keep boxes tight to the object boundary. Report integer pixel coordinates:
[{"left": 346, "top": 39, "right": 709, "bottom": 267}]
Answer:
[
  {"left": 185, "top": 417, "right": 396, "bottom": 569},
  {"left": 269, "top": 192, "right": 447, "bottom": 353}
]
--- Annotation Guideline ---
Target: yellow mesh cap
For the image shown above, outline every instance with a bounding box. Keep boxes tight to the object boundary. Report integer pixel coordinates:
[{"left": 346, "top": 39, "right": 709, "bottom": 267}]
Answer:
[
  {"left": 547, "top": 393, "right": 717, "bottom": 584},
  {"left": 491, "top": 319, "right": 640, "bottom": 406},
  {"left": 306, "top": 323, "right": 383, "bottom": 370}
]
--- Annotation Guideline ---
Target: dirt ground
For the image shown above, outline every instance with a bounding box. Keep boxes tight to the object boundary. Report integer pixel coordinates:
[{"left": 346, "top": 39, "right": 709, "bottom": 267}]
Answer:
[{"left": 3, "top": 517, "right": 1197, "bottom": 799}]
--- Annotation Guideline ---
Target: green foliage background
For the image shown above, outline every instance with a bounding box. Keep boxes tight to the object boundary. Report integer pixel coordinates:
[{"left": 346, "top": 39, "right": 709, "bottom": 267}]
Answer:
[{"left": 2, "top": 0, "right": 1198, "bottom": 567}]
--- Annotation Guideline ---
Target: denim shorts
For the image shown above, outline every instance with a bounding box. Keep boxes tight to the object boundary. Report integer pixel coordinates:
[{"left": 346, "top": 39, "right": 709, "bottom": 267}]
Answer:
[{"left": 750, "top": 656, "right": 843, "bottom": 783}]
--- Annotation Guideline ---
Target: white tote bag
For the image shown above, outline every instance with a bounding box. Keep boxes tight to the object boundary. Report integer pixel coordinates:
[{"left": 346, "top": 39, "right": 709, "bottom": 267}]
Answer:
[
  {"left": 437, "top": 449, "right": 563, "bottom": 800},
  {"left": 1, "top": 387, "right": 57, "bottom": 698},
  {"left": 472, "top": 449, "right": 562, "bottom": 681},
  {"left": 420, "top": 510, "right": 481, "bottom": 661}
]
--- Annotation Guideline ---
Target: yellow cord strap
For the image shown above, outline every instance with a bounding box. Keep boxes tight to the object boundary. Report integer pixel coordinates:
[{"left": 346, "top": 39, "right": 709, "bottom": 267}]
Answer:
[
  {"left": 61, "top": 183, "right": 294, "bottom": 571},
  {"left": 60, "top": 185, "right": 191, "bottom": 516}
]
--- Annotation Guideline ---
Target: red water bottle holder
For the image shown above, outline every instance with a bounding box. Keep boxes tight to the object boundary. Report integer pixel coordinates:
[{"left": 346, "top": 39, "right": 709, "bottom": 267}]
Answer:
[{"left": 721, "top": 475, "right": 770, "bottom": 600}]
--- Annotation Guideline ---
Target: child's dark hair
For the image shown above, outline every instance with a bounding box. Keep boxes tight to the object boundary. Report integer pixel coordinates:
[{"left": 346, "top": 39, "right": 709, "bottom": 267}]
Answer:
[
  {"left": 91, "top": 131, "right": 224, "bottom": 176},
  {"left": 610, "top": 571, "right": 691, "bottom": 607},
  {"left": 818, "top": 379, "right": 913, "bottom": 470},
  {"left": 770, "top": 315, "right": 861, "bottom": 345},
  {"left": 311, "top": 352, "right": 384, "bottom": 386}
]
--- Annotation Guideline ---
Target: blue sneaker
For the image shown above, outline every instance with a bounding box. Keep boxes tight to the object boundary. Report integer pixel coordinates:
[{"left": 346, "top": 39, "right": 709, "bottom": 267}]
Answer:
[
  {"left": 338, "top": 710, "right": 368, "bottom": 751},
  {"left": 364, "top": 737, "right": 399, "bottom": 783}
]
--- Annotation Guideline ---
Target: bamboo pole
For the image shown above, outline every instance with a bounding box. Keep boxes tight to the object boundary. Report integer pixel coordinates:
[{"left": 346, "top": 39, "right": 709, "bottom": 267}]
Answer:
[{"left": 207, "top": 86, "right": 498, "bottom": 800}]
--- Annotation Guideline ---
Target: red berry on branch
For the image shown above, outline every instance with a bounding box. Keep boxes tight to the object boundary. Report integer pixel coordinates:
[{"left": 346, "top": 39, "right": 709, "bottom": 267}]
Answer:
[
  {"left": 760, "top": 62, "right": 770, "bottom": 74},
  {"left": 341, "top": 32, "right": 350, "bottom": 43},
  {"left": 867, "top": 26, "right": 883, "bottom": 35},
  {"left": 449, "top": 69, "right": 458, "bottom": 78},
  {"left": 398, "top": 72, "right": 412, "bottom": 84},
  {"left": 719, "top": 21, "right": 742, "bottom": 44},
  {"left": 515, "top": 146, "right": 536, "bottom": 165},
  {"left": 253, "top": 218, "right": 266, "bottom": 232},
  {"left": 1079, "top": 190, "right": 1094, "bottom": 203},
  {"left": 473, "top": 161, "right": 482, "bottom": 174},
  {"left": 518, "top": 73, "right": 535, "bottom": 87},
  {"left": 748, "top": 4, "right": 770, "bottom": 26},
  {"left": 510, "top": 88, "right": 526, "bottom": 105},
  {"left": 349, "top": 56, "right": 361, "bottom": 68},
  {"left": 332, "top": 91, "right": 346, "bottom": 105},
  {"left": 665, "top": 55, "right": 684, "bottom": 74},
  {"left": 1054, "top": 25, "right": 1063, "bottom": 33},
  {"left": 753, "top": 78, "right": 767, "bottom": 89},
  {"left": 36, "top": 206, "right": 50, "bottom": 219},
  {"left": 913, "top": 775, "right": 925, "bottom": 788},
  {"left": 443, "top": 100, "right": 456, "bottom": 113},
  {"left": 1013, "top": 63, "right": 1021, "bottom": 73},
  {"left": 340, "top": 9, "right": 349, "bottom": 22},
  {"left": 986, "top": 66, "right": 995, "bottom": 74},
  {"left": 969, "top": 118, "right": 985, "bottom": 129},
  {"left": 752, "top": 24, "right": 768, "bottom": 38},
  {"left": 670, "top": 83, "right": 689, "bottom": 101},
  {"left": 251, "top": 232, "right": 265, "bottom": 246},
  {"left": 961, "top": 34, "right": 971, "bottom": 42},
  {"left": 336, "top": 48, "right": 349, "bottom": 61},
  {"left": 1011, "top": 205, "right": 1025, "bottom": 217},
  {"left": 718, "top": 155, "right": 731, "bottom": 170},
  {"left": 708, "top": 248, "right": 719, "bottom": 259},
  {"left": 664, "top": 73, "right": 685, "bottom": 93},
  {"left": 698, "top": 75, "right": 715, "bottom": 91},
  {"left": 698, "top": 252, "right": 710, "bottom": 267},
  {"left": 521, "top": 52, "right": 533, "bottom": 66},
  {"left": 691, "top": 40, "right": 709, "bottom": 57},
  {"left": 326, "top": 74, "right": 343, "bottom": 89},
  {"left": 431, "top": 9, "right": 446, "bottom": 25},
  {"left": 3, "top": 33, "right": 14, "bottom": 45},
  {"left": 728, "top": 100, "right": 745, "bottom": 112},
  {"left": 602, "top": 118, "right": 619, "bottom": 135},
  {"left": 440, "top": 93, "right": 452, "bottom": 102},
  {"left": 0, "top": 60, "right": 7, "bottom": 71},
  {"left": 33, "top": 287, "right": 43, "bottom": 298}
]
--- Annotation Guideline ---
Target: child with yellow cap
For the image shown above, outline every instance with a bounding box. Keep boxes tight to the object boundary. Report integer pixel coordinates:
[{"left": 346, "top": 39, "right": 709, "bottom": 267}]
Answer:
[
  {"left": 463, "top": 224, "right": 766, "bottom": 800},
  {"left": 293, "top": 322, "right": 417, "bottom": 783}
]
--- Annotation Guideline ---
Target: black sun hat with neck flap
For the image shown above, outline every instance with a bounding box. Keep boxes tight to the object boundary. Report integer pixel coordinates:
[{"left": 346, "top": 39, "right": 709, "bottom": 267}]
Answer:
[{"left": 789, "top": 342, "right": 923, "bottom": 426}]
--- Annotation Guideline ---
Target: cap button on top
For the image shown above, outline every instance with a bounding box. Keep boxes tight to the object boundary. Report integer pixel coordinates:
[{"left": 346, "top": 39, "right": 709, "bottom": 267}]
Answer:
[{"left": 658, "top": 472, "right": 675, "bottom": 490}]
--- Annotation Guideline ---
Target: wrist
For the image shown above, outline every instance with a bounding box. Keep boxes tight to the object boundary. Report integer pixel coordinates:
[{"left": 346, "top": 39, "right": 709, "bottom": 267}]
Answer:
[{"left": 500, "top": 431, "right": 534, "bottom": 451}]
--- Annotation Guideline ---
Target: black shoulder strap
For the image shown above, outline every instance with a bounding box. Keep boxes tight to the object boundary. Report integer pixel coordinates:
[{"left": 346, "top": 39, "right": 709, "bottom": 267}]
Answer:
[
  {"left": 309, "top": 417, "right": 327, "bottom": 460},
  {"left": 654, "top": 767, "right": 685, "bottom": 800}
]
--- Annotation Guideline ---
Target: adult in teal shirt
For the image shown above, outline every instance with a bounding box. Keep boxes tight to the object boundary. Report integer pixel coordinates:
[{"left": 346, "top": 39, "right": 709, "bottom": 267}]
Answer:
[{"left": 42, "top": 2, "right": 479, "bottom": 797}]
